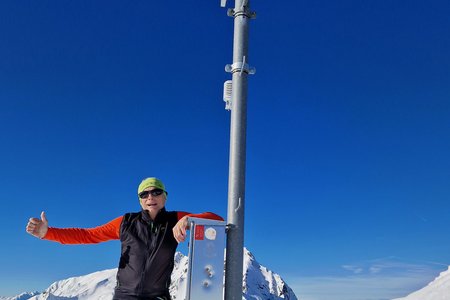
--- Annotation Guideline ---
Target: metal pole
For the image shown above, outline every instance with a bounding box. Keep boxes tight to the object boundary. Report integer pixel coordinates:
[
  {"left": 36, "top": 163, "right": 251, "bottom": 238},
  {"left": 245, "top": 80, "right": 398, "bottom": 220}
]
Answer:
[{"left": 223, "top": 1, "right": 255, "bottom": 299}]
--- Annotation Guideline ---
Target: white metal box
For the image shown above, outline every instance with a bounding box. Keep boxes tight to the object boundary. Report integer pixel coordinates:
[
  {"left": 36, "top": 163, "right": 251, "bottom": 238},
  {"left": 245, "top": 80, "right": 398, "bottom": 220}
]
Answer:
[{"left": 184, "top": 217, "right": 226, "bottom": 300}]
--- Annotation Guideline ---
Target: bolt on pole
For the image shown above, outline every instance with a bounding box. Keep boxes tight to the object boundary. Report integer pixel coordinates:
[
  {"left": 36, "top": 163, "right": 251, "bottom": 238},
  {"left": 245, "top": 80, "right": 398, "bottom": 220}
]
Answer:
[{"left": 221, "top": 1, "right": 256, "bottom": 300}]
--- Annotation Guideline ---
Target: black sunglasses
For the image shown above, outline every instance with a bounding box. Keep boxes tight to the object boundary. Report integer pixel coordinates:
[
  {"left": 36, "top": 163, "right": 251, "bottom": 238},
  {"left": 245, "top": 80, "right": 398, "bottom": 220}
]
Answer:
[{"left": 139, "top": 189, "right": 165, "bottom": 199}]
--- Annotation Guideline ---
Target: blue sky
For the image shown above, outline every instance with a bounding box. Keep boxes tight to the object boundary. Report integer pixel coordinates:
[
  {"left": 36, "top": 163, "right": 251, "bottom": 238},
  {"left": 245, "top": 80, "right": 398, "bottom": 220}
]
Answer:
[{"left": 1, "top": 1, "right": 449, "bottom": 299}]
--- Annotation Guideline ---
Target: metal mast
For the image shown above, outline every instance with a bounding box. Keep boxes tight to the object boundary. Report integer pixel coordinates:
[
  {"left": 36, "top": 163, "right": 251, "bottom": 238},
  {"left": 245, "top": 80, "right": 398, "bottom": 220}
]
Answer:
[{"left": 221, "top": 0, "right": 255, "bottom": 299}]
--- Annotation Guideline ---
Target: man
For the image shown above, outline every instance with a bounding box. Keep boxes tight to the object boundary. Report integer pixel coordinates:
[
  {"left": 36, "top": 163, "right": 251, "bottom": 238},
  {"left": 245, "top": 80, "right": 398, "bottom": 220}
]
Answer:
[{"left": 26, "top": 177, "right": 223, "bottom": 300}]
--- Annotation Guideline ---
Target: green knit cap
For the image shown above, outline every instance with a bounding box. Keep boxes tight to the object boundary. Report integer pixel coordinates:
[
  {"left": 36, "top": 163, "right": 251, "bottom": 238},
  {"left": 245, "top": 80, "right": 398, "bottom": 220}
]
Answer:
[{"left": 138, "top": 177, "right": 167, "bottom": 195}]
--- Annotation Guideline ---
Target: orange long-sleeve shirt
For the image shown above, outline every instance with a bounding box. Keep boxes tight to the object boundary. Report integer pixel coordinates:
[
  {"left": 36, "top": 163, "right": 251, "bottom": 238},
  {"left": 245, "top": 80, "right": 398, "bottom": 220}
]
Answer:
[{"left": 44, "top": 211, "right": 223, "bottom": 244}]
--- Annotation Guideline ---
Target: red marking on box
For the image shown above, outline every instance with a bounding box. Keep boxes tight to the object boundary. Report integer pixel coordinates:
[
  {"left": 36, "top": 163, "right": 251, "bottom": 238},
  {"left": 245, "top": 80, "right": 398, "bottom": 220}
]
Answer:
[{"left": 195, "top": 225, "right": 205, "bottom": 240}]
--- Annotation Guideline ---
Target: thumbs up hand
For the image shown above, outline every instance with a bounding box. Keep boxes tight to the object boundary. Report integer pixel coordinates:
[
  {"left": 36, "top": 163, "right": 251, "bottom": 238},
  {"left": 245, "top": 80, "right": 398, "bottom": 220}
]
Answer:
[{"left": 26, "top": 211, "right": 49, "bottom": 239}]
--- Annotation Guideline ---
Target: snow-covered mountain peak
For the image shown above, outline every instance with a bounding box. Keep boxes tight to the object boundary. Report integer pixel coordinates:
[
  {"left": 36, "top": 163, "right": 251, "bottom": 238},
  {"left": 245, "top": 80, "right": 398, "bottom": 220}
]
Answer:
[{"left": 243, "top": 248, "right": 297, "bottom": 300}]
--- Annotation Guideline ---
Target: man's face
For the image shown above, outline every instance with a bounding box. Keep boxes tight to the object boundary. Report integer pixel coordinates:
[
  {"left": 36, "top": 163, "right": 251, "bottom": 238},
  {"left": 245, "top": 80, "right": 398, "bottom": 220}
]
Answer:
[{"left": 139, "top": 187, "right": 167, "bottom": 216}]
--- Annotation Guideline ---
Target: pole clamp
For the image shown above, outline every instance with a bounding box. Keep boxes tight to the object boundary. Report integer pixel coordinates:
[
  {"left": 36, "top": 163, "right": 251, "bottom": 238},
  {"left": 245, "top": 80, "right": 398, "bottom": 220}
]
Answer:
[
  {"left": 227, "top": 8, "right": 256, "bottom": 19},
  {"left": 225, "top": 0, "right": 256, "bottom": 19},
  {"left": 225, "top": 56, "right": 256, "bottom": 75}
]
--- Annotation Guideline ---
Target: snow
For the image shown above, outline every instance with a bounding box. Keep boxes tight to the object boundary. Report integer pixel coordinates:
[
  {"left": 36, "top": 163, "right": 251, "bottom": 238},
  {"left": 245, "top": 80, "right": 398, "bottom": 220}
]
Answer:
[
  {"left": 28, "top": 269, "right": 116, "bottom": 300},
  {"left": 1, "top": 249, "right": 298, "bottom": 300},
  {"left": 243, "top": 248, "right": 297, "bottom": 300},
  {"left": 392, "top": 266, "right": 450, "bottom": 300},
  {"left": 170, "top": 251, "right": 189, "bottom": 300},
  {"left": 0, "top": 292, "right": 40, "bottom": 300}
]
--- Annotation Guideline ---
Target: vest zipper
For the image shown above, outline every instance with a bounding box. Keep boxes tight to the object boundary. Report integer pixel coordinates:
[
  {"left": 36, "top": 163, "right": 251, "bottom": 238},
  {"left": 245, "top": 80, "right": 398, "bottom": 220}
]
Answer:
[{"left": 137, "top": 221, "right": 154, "bottom": 294}]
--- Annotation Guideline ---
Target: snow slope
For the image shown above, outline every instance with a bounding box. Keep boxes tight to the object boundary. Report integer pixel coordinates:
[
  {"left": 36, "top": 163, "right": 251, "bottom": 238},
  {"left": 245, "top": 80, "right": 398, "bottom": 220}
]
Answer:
[
  {"left": 2, "top": 249, "right": 298, "bottom": 300},
  {"left": 392, "top": 266, "right": 450, "bottom": 300}
]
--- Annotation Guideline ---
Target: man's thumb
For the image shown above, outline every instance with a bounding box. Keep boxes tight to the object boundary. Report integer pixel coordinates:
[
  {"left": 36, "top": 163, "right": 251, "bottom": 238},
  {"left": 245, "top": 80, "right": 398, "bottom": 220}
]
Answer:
[{"left": 41, "top": 211, "right": 48, "bottom": 224}]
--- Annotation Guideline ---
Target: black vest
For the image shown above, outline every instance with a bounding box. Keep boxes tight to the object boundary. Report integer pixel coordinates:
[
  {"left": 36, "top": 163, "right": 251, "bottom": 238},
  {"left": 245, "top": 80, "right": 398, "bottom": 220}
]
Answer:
[{"left": 115, "top": 208, "right": 179, "bottom": 297}]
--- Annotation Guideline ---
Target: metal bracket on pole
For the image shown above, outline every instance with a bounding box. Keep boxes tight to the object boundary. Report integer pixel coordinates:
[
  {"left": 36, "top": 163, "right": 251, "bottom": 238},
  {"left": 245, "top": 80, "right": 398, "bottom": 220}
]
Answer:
[
  {"left": 227, "top": 8, "right": 256, "bottom": 19},
  {"left": 225, "top": 0, "right": 256, "bottom": 18},
  {"left": 222, "top": 0, "right": 256, "bottom": 18},
  {"left": 223, "top": 57, "right": 255, "bottom": 111},
  {"left": 225, "top": 56, "right": 256, "bottom": 75}
]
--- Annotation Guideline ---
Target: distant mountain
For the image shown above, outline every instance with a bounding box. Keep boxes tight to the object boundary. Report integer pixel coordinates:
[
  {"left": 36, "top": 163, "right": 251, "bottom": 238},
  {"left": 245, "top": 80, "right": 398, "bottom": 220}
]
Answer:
[
  {"left": 0, "top": 292, "right": 39, "bottom": 300},
  {"left": 2, "top": 248, "right": 298, "bottom": 300},
  {"left": 243, "top": 248, "right": 297, "bottom": 299},
  {"left": 392, "top": 266, "right": 450, "bottom": 300}
]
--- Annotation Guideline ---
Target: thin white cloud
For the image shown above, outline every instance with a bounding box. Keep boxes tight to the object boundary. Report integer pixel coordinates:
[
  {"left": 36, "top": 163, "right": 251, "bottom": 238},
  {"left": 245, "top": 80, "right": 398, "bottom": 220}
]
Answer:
[
  {"left": 341, "top": 256, "right": 443, "bottom": 276},
  {"left": 369, "top": 266, "right": 382, "bottom": 274},
  {"left": 342, "top": 264, "right": 364, "bottom": 274}
]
